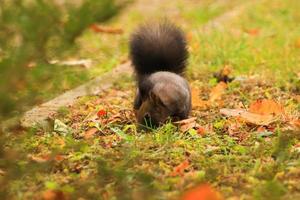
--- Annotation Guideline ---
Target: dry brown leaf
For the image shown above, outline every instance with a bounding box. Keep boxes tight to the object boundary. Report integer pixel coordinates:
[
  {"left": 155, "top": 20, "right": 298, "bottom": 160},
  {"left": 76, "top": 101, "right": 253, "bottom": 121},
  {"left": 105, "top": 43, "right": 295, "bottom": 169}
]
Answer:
[
  {"left": 220, "top": 108, "right": 279, "bottom": 126},
  {"left": 209, "top": 82, "right": 227, "bottom": 102},
  {"left": 29, "top": 154, "right": 51, "bottom": 163},
  {"left": 84, "top": 128, "right": 98, "bottom": 139},
  {"left": 174, "top": 117, "right": 199, "bottom": 132},
  {"left": 249, "top": 99, "right": 284, "bottom": 116},
  {"left": 174, "top": 117, "right": 197, "bottom": 125}
]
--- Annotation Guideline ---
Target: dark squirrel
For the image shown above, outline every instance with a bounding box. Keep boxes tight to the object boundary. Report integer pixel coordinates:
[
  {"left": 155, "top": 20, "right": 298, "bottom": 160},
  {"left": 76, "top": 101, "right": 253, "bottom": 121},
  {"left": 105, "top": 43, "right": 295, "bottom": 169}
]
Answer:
[{"left": 129, "top": 21, "right": 191, "bottom": 127}]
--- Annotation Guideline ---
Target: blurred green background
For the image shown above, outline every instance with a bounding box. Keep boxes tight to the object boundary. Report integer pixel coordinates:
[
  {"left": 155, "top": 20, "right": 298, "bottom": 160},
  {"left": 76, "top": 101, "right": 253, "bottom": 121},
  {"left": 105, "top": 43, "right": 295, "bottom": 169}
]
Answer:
[{"left": 0, "top": 0, "right": 128, "bottom": 121}]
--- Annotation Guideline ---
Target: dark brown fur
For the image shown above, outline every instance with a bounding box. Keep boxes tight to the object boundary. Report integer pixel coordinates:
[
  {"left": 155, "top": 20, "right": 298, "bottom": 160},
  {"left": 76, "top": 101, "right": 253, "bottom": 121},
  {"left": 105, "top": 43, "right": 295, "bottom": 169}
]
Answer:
[{"left": 130, "top": 21, "right": 191, "bottom": 127}]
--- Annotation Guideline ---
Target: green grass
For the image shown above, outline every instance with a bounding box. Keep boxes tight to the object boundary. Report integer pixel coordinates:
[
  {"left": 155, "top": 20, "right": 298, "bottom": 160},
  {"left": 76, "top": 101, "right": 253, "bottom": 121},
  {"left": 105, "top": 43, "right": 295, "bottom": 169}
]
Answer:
[
  {"left": 1, "top": 0, "right": 300, "bottom": 200},
  {"left": 189, "top": 0, "right": 300, "bottom": 86}
]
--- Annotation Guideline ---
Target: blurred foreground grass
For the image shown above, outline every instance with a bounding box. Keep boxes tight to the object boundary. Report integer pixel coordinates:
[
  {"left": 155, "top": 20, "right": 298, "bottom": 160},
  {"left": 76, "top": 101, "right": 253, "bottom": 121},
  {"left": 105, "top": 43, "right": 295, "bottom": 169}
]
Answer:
[{"left": 0, "top": 0, "right": 127, "bottom": 120}]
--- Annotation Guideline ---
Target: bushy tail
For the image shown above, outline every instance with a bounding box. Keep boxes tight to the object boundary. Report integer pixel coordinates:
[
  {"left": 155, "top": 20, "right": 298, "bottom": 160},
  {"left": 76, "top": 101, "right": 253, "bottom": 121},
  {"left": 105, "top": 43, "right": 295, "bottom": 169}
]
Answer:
[{"left": 129, "top": 21, "right": 188, "bottom": 76}]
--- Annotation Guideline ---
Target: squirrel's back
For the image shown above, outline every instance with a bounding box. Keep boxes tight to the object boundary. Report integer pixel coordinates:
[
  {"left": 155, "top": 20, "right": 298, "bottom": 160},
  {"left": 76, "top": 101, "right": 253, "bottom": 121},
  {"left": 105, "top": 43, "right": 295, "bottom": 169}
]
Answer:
[{"left": 130, "top": 21, "right": 188, "bottom": 77}]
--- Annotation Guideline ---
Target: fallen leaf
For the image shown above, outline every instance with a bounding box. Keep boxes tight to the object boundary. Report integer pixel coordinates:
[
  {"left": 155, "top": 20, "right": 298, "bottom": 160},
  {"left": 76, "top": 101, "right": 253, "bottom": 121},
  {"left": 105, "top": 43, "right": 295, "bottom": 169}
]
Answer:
[
  {"left": 174, "top": 117, "right": 199, "bottom": 132},
  {"left": 191, "top": 88, "right": 209, "bottom": 109},
  {"left": 97, "top": 109, "right": 107, "bottom": 118},
  {"left": 42, "top": 190, "right": 68, "bottom": 200},
  {"left": 220, "top": 108, "right": 279, "bottom": 126},
  {"left": 209, "top": 82, "right": 227, "bottom": 102},
  {"left": 257, "top": 126, "right": 266, "bottom": 132},
  {"left": 197, "top": 126, "right": 206, "bottom": 136},
  {"left": 249, "top": 99, "right": 284, "bottom": 116},
  {"left": 54, "top": 155, "right": 65, "bottom": 162},
  {"left": 174, "top": 117, "right": 197, "bottom": 125},
  {"left": 181, "top": 184, "right": 223, "bottom": 200},
  {"left": 245, "top": 28, "right": 260, "bottom": 36},
  {"left": 29, "top": 154, "right": 51, "bottom": 163},
  {"left": 84, "top": 127, "right": 98, "bottom": 139},
  {"left": 170, "top": 160, "right": 190, "bottom": 176},
  {"left": 90, "top": 24, "right": 123, "bottom": 34}
]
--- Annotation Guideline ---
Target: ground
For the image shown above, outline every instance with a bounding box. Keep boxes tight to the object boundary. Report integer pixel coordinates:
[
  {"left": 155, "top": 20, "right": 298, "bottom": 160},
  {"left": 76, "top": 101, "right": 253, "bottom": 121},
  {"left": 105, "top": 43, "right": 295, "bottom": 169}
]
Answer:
[{"left": 2, "top": 0, "right": 300, "bottom": 199}]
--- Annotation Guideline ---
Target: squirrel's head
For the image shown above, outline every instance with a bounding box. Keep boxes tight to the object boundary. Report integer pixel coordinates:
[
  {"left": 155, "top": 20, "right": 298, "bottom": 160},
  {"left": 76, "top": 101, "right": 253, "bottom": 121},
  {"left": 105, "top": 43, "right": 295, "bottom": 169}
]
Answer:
[
  {"left": 135, "top": 91, "right": 170, "bottom": 127},
  {"left": 135, "top": 90, "right": 188, "bottom": 128}
]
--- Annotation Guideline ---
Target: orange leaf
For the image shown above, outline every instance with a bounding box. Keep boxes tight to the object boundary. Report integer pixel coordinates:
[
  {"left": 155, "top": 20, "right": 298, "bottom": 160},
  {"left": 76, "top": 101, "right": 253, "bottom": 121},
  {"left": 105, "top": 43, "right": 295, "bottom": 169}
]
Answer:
[
  {"left": 84, "top": 127, "right": 98, "bottom": 139},
  {"left": 170, "top": 160, "right": 190, "bottom": 176},
  {"left": 209, "top": 82, "right": 227, "bottom": 102},
  {"left": 42, "top": 190, "right": 68, "bottom": 200},
  {"left": 191, "top": 88, "right": 209, "bottom": 109},
  {"left": 249, "top": 99, "right": 284, "bottom": 116},
  {"left": 181, "top": 184, "right": 223, "bottom": 200},
  {"left": 245, "top": 28, "right": 260, "bottom": 36},
  {"left": 97, "top": 109, "right": 107, "bottom": 118},
  {"left": 256, "top": 126, "right": 266, "bottom": 132},
  {"left": 197, "top": 126, "right": 206, "bottom": 136},
  {"left": 54, "top": 155, "right": 65, "bottom": 162}
]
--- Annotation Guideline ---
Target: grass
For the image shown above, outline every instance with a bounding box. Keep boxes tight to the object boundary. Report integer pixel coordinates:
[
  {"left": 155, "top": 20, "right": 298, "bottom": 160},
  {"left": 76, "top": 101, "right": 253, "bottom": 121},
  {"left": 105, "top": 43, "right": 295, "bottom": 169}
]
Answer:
[
  {"left": 189, "top": 0, "right": 300, "bottom": 86},
  {"left": 1, "top": 0, "right": 300, "bottom": 199}
]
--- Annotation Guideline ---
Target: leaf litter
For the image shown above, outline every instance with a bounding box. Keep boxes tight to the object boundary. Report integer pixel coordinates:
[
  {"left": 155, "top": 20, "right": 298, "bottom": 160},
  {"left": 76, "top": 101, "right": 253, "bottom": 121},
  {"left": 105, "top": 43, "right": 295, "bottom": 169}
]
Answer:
[{"left": 45, "top": 65, "right": 300, "bottom": 199}]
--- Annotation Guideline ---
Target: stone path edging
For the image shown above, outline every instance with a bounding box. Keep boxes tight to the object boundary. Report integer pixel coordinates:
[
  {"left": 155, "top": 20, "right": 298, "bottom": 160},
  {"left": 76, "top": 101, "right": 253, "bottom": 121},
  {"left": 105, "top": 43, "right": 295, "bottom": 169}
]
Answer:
[{"left": 20, "top": 62, "right": 132, "bottom": 128}]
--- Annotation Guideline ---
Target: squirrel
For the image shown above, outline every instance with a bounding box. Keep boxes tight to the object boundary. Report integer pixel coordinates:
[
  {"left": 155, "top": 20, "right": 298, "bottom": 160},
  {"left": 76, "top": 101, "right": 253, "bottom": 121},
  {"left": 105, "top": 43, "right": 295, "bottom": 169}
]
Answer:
[{"left": 129, "top": 21, "right": 191, "bottom": 127}]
